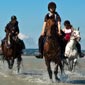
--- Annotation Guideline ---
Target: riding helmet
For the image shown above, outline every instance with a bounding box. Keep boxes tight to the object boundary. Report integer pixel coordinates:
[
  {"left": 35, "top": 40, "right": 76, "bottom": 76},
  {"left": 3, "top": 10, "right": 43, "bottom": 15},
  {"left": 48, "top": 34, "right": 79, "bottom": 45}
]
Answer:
[
  {"left": 64, "top": 20, "right": 71, "bottom": 26},
  {"left": 11, "top": 15, "right": 17, "bottom": 21},
  {"left": 48, "top": 2, "right": 56, "bottom": 11}
]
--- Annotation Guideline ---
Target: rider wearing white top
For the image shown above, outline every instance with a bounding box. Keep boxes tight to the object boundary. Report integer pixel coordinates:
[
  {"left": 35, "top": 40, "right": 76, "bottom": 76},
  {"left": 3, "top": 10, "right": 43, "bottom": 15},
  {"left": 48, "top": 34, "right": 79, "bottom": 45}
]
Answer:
[{"left": 64, "top": 28, "right": 72, "bottom": 33}]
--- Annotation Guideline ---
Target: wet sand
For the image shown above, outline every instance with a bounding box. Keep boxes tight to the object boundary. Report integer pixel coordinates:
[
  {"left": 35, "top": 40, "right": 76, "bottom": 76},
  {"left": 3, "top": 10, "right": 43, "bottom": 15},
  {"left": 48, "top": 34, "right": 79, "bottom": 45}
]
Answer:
[{"left": 0, "top": 55, "right": 85, "bottom": 85}]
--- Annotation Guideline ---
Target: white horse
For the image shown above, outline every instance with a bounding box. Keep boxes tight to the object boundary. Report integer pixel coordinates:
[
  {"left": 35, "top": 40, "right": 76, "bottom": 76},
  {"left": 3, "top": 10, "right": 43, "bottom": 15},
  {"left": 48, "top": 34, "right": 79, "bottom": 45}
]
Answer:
[{"left": 64, "top": 28, "right": 81, "bottom": 71}]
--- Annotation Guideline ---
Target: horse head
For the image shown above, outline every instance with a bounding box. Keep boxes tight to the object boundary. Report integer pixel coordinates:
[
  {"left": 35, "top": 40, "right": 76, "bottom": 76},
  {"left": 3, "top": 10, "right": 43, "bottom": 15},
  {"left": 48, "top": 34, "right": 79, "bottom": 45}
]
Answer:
[
  {"left": 65, "top": 27, "right": 81, "bottom": 57},
  {"left": 45, "top": 19, "right": 57, "bottom": 37},
  {"left": 71, "top": 27, "right": 81, "bottom": 42}
]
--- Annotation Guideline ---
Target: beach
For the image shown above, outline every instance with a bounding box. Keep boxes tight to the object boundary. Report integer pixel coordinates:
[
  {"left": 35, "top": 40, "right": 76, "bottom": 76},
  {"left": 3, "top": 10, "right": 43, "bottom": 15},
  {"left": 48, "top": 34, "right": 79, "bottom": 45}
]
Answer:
[{"left": 0, "top": 55, "right": 85, "bottom": 85}]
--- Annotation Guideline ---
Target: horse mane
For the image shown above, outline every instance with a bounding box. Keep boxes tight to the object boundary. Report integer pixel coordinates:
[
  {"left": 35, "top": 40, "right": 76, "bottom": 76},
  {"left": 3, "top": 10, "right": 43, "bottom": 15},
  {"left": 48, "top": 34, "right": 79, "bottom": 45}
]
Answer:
[
  {"left": 45, "top": 19, "right": 57, "bottom": 37},
  {"left": 46, "top": 19, "right": 56, "bottom": 28}
]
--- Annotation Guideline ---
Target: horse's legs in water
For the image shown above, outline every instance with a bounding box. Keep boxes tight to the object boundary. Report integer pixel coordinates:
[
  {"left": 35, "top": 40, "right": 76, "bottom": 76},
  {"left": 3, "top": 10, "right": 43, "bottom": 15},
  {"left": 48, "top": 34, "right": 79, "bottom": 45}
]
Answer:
[
  {"left": 69, "top": 59, "right": 76, "bottom": 71},
  {"left": 17, "top": 54, "right": 22, "bottom": 73},
  {"left": 54, "top": 64, "right": 60, "bottom": 81},
  {"left": 6, "top": 59, "right": 14, "bottom": 69},
  {"left": 9, "top": 58, "right": 14, "bottom": 69},
  {"left": 7, "top": 59, "right": 11, "bottom": 69},
  {"left": 45, "top": 59, "right": 52, "bottom": 80},
  {"left": 67, "top": 58, "right": 73, "bottom": 71},
  {"left": 10, "top": 58, "right": 14, "bottom": 69},
  {"left": 54, "top": 61, "right": 64, "bottom": 82},
  {"left": 1, "top": 55, "right": 5, "bottom": 63},
  {"left": 73, "top": 58, "right": 78, "bottom": 71},
  {"left": 58, "top": 60, "right": 64, "bottom": 76}
]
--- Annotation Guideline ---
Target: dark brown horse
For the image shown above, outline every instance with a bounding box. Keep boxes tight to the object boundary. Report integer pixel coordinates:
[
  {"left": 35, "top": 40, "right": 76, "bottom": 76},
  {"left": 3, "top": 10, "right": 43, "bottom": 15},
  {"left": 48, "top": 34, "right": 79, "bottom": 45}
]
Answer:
[
  {"left": 43, "top": 19, "right": 64, "bottom": 82},
  {"left": 1, "top": 35, "right": 23, "bottom": 73}
]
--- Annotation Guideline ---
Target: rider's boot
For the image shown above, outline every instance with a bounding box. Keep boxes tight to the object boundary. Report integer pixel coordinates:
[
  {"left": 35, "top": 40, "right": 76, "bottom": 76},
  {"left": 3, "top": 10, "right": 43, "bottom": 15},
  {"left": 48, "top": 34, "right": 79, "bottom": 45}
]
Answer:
[
  {"left": 35, "top": 35, "right": 44, "bottom": 58},
  {"left": 76, "top": 42, "right": 85, "bottom": 58},
  {"left": 16, "top": 38, "right": 25, "bottom": 54}
]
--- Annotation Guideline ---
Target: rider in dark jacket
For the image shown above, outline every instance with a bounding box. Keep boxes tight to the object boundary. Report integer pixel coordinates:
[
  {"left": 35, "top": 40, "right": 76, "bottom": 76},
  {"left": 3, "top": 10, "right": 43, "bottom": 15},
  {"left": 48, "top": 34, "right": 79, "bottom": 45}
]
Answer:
[
  {"left": 5, "top": 16, "right": 19, "bottom": 40},
  {"left": 36, "top": 2, "right": 62, "bottom": 58},
  {"left": 2, "top": 15, "right": 25, "bottom": 53}
]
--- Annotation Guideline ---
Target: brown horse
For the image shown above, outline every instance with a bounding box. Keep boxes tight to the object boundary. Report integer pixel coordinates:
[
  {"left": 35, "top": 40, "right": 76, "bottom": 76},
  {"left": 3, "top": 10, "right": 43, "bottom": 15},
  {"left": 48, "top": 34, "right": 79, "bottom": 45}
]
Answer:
[
  {"left": 43, "top": 19, "right": 64, "bottom": 82},
  {"left": 1, "top": 35, "right": 23, "bottom": 73}
]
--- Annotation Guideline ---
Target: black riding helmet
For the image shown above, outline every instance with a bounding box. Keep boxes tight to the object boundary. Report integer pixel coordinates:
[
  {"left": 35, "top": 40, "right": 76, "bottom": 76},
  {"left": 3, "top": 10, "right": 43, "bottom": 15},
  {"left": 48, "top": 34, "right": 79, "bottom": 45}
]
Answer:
[
  {"left": 11, "top": 15, "right": 17, "bottom": 21},
  {"left": 48, "top": 2, "right": 56, "bottom": 11},
  {"left": 64, "top": 20, "right": 71, "bottom": 26}
]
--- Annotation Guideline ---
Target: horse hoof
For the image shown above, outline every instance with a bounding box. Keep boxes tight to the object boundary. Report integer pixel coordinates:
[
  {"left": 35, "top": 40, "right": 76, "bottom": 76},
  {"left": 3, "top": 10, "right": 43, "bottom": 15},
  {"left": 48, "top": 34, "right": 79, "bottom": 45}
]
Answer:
[
  {"left": 55, "top": 77, "right": 61, "bottom": 82},
  {"left": 8, "top": 66, "right": 13, "bottom": 69},
  {"left": 9, "top": 67, "right": 12, "bottom": 69}
]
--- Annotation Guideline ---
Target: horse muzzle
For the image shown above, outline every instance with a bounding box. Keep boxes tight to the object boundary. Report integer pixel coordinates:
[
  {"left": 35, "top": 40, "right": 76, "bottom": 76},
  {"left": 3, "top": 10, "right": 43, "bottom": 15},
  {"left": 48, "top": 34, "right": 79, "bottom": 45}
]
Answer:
[
  {"left": 76, "top": 37, "right": 81, "bottom": 42},
  {"left": 64, "top": 52, "right": 69, "bottom": 58}
]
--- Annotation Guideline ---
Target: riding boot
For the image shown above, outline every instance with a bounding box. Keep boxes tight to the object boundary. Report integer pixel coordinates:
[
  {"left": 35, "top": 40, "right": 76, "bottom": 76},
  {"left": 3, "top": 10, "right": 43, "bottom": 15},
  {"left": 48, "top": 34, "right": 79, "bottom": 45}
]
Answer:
[
  {"left": 76, "top": 42, "right": 84, "bottom": 58},
  {"left": 59, "top": 36, "right": 66, "bottom": 59},
  {"left": 35, "top": 35, "right": 44, "bottom": 58},
  {"left": 16, "top": 38, "right": 25, "bottom": 54},
  {"left": 19, "top": 39, "right": 25, "bottom": 54}
]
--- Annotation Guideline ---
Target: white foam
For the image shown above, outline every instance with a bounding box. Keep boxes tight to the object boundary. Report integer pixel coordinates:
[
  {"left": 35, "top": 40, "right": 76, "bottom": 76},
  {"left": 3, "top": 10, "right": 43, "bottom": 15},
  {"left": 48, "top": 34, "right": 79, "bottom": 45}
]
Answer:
[{"left": 0, "top": 71, "right": 8, "bottom": 77}]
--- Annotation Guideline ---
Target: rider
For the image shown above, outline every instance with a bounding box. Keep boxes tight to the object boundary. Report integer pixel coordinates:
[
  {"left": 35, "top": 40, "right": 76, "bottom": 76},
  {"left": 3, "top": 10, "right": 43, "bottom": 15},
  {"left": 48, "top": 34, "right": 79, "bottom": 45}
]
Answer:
[
  {"left": 63, "top": 20, "right": 74, "bottom": 44},
  {"left": 36, "top": 2, "right": 62, "bottom": 58},
  {"left": 5, "top": 16, "right": 19, "bottom": 41},
  {"left": 2, "top": 15, "right": 25, "bottom": 53},
  {"left": 63, "top": 20, "right": 84, "bottom": 58}
]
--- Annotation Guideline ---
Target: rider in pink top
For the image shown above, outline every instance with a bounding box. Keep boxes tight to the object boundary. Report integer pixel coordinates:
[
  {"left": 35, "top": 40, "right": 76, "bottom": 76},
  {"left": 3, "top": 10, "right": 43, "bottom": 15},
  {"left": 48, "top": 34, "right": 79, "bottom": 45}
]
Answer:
[
  {"left": 63, "top": 20, "right": 74, "bottom": 42},
  {"left": 63, "top": 20, "right": 84, "bottom": 58}
]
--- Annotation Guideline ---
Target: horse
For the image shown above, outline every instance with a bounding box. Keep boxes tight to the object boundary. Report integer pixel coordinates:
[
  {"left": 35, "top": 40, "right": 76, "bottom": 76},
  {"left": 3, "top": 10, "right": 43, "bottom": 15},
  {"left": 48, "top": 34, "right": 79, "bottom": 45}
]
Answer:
[
  {"left": 1, "top": 34, "right": 25, "bottom": 73},
  {"left": 43, "top": 19, "right": 64, "bottom": 82},
  {"left": 64, "top": 28, "right": 81, "bottom": 71}
]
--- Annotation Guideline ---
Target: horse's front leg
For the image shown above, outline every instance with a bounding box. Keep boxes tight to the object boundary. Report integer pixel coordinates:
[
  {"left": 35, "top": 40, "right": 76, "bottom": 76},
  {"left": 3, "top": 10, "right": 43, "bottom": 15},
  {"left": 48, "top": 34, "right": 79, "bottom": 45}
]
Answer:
[
  {"left": 54, "top": 64, "right": 60, "bottom": 82},
  {"left": 6, "top": 58, "right": 14, "bottom": 69},
  {"left": 68, "top": 58, "right": 73, "bottom": 71},
  {"left": 45, "top": 59, "right": 52, "bottom": 81},
  {"left": 6, "top": 59, "right": 11, "bottom": 69},
  {"left": 10, "top": 58, "right": 14, "bottom": 69},
  {"left": 58, "top": 58, "right": 64, "bottom": 75},
  {"left": 1, "top": 55, "right": 5, "bottom": 63},
  {"left": 73, "top": 58, "right": 77, "bottom": 71},
  {"left": 17, "top": 55, "right": 22, "bottom": 73}
]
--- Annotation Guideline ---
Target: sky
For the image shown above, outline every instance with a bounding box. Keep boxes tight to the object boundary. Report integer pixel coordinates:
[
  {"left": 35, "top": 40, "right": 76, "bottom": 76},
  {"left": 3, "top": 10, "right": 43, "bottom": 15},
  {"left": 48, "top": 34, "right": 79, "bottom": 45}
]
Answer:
[{"left": 0, "top": 0, "right": 85, "bottom": 49}]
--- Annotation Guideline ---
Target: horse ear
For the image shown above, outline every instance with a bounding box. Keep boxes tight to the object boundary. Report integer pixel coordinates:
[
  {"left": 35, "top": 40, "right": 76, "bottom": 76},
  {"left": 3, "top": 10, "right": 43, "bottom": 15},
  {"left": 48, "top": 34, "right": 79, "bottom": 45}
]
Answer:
[{"left": 78, "top": 27, "right": 80, "bottom": 30}]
